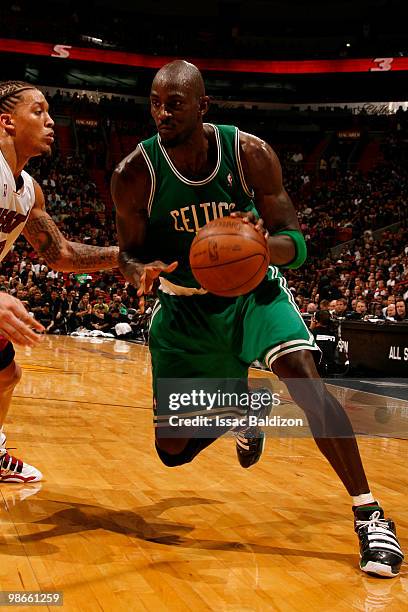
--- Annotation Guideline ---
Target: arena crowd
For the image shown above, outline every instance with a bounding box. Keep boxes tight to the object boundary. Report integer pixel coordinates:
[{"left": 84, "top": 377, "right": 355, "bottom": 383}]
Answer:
[{"left": 0, "top": 102, "right": 407, "bottom": 342}]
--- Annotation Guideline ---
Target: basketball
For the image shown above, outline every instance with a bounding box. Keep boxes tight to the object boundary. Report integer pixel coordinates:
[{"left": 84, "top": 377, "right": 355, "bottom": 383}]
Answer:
[{"left": 189, "top": 217, "right": 270, "bottom": 297}]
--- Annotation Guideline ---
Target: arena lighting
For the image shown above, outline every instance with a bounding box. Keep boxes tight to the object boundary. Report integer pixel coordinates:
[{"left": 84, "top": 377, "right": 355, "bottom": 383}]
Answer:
[
  {"left": 1, "top": 38, "right": 408, "bottom": 74},
  {"left": 81, "top": 35, "right": 103, "bottom": 45}
]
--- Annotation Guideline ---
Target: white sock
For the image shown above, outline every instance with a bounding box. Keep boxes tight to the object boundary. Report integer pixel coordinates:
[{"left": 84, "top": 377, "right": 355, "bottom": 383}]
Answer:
[{"left": 352, "top": 492, "right": 376, "bottom": 507}]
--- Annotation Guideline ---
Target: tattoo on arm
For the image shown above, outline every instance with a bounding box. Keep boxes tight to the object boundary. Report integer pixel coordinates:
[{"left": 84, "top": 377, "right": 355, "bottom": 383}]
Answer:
[
  {"left": 25, "top": 213, "right": 118, "bottom": 272},
  {"left": 24, "top": 214, "right": 65, "bottom": 265},
  {"left": 69, "top": 242, "right": 119, "bottom": 272}
]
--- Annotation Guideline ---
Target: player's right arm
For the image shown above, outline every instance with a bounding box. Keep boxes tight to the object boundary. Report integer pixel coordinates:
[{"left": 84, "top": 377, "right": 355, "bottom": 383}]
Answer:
[{"left": 111, "top": 147, "right": 177, "bottom": 309}]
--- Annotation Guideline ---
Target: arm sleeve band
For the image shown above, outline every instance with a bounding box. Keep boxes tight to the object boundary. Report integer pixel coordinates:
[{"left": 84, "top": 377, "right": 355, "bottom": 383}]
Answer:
[{"left": 272, "top": 229, "right": 307, "bottom": 269}]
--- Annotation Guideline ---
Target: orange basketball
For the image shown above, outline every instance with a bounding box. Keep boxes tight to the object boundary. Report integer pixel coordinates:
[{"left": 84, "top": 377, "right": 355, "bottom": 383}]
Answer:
[{"left": 189, "top": 217, "right": 270, "bottom": 297}]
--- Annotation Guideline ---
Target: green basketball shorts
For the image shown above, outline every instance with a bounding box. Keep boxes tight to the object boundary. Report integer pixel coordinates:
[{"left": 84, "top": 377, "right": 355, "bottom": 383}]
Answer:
[{"left": 149, "top": 266, "right": 319, "bottom": 398}]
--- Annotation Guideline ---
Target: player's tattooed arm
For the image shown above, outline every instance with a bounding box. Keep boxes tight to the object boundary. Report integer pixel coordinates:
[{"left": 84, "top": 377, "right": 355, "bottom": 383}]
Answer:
[
  {"left": 23, "top": 181, "right": 119, "bottom": 272},
  {"left": 24, "top": 210, "right": 63, "bottom": 265}
]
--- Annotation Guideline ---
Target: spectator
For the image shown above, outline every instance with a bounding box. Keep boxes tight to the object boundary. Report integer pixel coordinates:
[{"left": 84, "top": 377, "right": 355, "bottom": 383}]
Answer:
[
  {"left": 382, "top": 295, "right": 396, "bottom": 317},
  {"left": 19, "top": 261, "right": 36, "bottom": 285},
  {"left": 29, "top": 290, "right": 45, "bottom": 317},
  {"left": 37, "top": 303, "right": 53, "bottom": 331},
  {"left": 49, "top": 289, "right": 64, "bottom": 324},
  {"left": 32, "top": 256, "right": 48, "bottom": 276},
  {"left": 319, "top": 299, "right": 331, "bottom": 310},
  {"left": 395, "top": 299, "right": 407, "bottom": 322},
  {"left": 64, "top": 290, "right": 79, "bottom": 332},
  {"left": 306, "top": 302, "right": 318, "bottom": 315},
  {"left": 90, "top": 310, "right": 111, "bottom": 332},
  {"left": 93, "top": 294, "right": 109, "bottom": 315},
  {"left": 310, "top": 310, "right": 346, "bottom": 376},
  {"left": 109, "top": 294, "right": 127, "bottom": 314},
  {"left": 109, "top": 306, "right": 132, "bottom": 337},
  {"left": 347, "top": 299, "right": 367, "bottom": 320},
  {"left": 383, "top": 303, "right": 397, "bottom": 321},
  {"left": 76, "top": 295, "right": 93, "bottom": 329},
  {"left": 333, "top": 297, "right": 348, "bottom": 318}
]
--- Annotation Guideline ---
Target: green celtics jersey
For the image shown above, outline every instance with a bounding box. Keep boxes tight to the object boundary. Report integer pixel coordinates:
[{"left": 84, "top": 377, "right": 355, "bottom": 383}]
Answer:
[{"left": 140, "top": 124, "right": 257, "bottom": 290}]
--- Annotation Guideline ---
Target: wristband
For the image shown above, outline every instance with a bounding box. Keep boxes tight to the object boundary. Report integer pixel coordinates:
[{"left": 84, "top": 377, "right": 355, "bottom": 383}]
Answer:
[{"left": 272, "top": 229, "right": 307, "bottom": 269}]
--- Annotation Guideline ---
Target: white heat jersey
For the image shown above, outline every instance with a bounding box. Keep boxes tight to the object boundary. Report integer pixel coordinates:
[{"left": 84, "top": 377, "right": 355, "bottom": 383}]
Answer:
[{"left": 0, "top": 149, "right": 35, "bottom": 262}]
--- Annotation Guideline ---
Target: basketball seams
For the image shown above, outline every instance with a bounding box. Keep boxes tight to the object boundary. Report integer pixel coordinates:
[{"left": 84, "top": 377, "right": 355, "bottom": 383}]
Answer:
[
  {"left": 198, "top": 255, "right": 268, "bottom": 293},
  {"left": 191, "top": 231, "right": 267, "bottom": 248},
  {"left": 189, "top": 217, "right": 269, "bottom": 296},
  {"left": 228, "top": 255, "right": 268, "bottom": 291},
  {"left": 191, "top": 252, "right": 266, "bottom": 270}
]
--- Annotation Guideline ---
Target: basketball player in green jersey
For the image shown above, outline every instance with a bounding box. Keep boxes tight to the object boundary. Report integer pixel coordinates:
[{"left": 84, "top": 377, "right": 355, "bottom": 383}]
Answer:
[{"left": 112, "top": 60, "right": 403, "bottom": 577}]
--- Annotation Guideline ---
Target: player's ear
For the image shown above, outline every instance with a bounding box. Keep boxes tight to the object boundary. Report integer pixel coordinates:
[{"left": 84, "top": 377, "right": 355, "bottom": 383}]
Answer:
[
  {"left": 199, "top": 96, "right": 210, "bottom": 117},
  {"left": 0, "top": 113, "right": 16, "bottom": 135}
]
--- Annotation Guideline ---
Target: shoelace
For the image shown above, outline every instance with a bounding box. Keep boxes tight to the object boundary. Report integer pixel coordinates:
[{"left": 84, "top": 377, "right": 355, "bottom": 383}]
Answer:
[
  {"left": 235, "top": 428, "right": 257, "bottom": 444},
  {"left": 355, "top": 510, "right": 389, "bottom": 531}
]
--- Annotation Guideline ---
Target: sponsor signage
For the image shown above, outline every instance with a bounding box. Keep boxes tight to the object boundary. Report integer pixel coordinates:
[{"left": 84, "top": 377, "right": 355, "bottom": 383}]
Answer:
[{"left": 342, "top": 321, "right": 408, "bottom": 376}]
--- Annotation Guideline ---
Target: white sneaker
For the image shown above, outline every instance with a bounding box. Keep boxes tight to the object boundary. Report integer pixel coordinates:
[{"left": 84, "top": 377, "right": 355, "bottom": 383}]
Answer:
[{"left": 0, "top": 447, "right": 42, "bottom": 483}]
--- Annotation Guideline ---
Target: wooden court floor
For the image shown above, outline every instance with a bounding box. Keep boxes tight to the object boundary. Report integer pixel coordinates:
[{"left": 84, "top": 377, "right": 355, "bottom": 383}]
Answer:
[{"left": 0, "top": 336, "right": 406, "bottom": 611}]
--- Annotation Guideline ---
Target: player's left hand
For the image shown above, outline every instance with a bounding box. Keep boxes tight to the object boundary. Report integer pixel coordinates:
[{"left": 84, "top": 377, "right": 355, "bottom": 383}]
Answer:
[
  {"left": 137, "top": 261, "right": 178, "bottom": 312},
  {"left": 230, "top": 211, "right": 269, "bottom": 240}
]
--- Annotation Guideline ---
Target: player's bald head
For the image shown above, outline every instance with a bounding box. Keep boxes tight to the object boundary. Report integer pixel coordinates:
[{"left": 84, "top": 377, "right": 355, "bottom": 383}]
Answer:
[{"left": 152, "top": 60, "right": 205, "bottom": 99}]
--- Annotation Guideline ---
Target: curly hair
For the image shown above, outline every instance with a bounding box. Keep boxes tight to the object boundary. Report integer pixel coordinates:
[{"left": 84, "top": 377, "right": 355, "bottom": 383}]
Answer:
[{"left": 0, "top": 81, "right": 37, "bottom": 113}]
